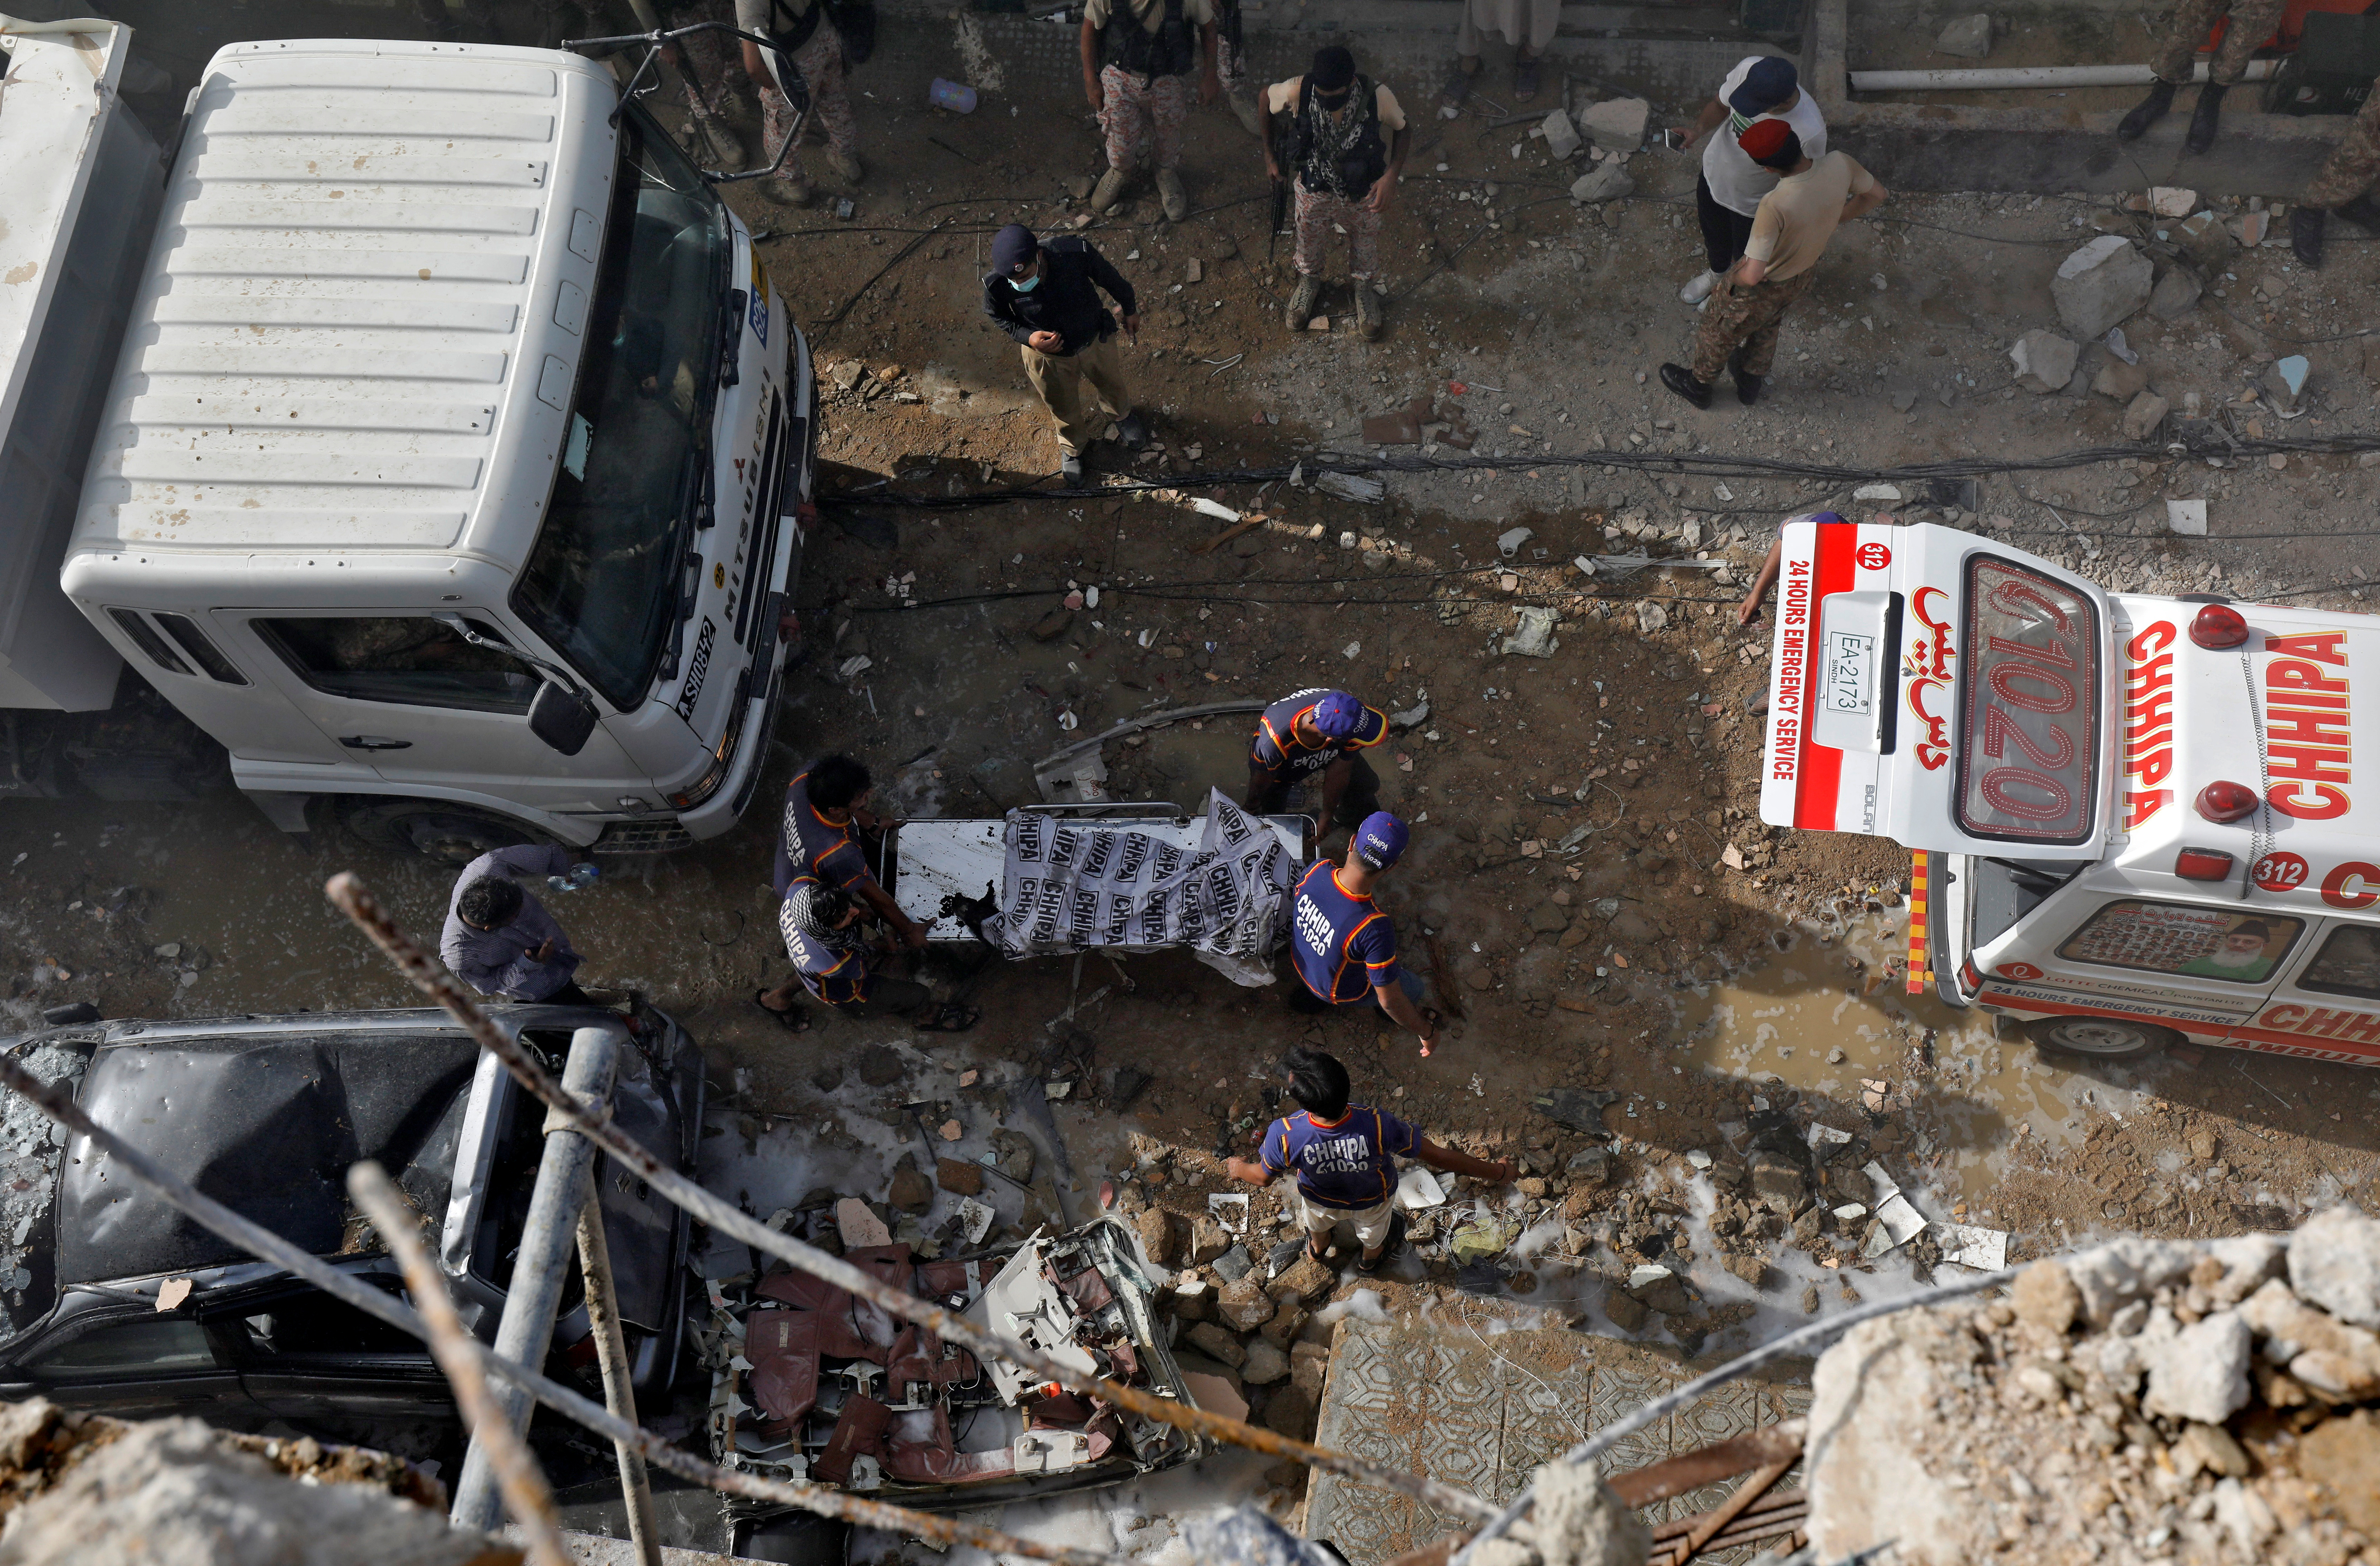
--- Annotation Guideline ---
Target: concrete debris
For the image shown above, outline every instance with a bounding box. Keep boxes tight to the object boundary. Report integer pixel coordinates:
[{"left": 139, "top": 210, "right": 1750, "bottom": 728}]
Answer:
[
  {"left": 2148, "top": 185, "right": 2199, "bottom": 218},
  {"left": 2167, "top": 497, "right": 2208, "bottom": 535},
  {"left": 1806, "top": 1213, "right": 2374, "bottom": 1566},
  {"left": 1569, "top": 161, "right": 1634, "bottom": 204},
  {"left": 2050, "top": 235, "right": 2153, "bottom": 340},
  {"left": 1389, "top": 699, "right": 1430, "bottom": 729},
  {"left": 1315, "top": 471, "right": 1384, "bottom": 504},
  {"left": 836, "top": 1196, "right": 893, "bottom": 1249},
  {"left": 2120, "top": 389, "right": 2170, "bottom": 440},
  {"left": 1635, "top": 600, "right": 1668, "bottom": 634},
  {"left": 1933, "top": 13, "right": 1993, "bottom": 57},
  {"left": 1466, "top": 1458, "right": 1650, "bottom": 1566},
  {"left": 2148, "top": 266, "right": 2202, "bottom": 319},
  {"left": 2289, "top": 1203, "right": 2380, "bottom": 1327},
  {"left": 1502, "top": 606, "right": 1560, "bottom": 658},
  {"left": 1575, "top": 96, "right": 1650, "bottom": 153},
  {"left": 2009, "top": 328, "right": 2079, "bottom": 394},
  {"left": 1541, "top": 108, "right": 1581, "bottom": 161},
  {"left": 0, "top": 1406, "right": 500, "bottom": 1566},
  {"left": 2266, "top": 353, "right": 2310, "bottom": 416},
  {"left": 2103, "top": 324, "right": 2137, "bottom": 364},
  {"left": 1851, "top": 482, "right": 1902, "bottom": 501},
  {"left": 2090, "top": 357, "right": 2148, "bottom": 400}
]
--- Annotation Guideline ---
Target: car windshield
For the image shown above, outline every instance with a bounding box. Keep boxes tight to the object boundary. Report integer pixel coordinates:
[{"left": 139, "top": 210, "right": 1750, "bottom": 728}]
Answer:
[{"left": 513, "top": 107, "right": 728, "bottom": 711}]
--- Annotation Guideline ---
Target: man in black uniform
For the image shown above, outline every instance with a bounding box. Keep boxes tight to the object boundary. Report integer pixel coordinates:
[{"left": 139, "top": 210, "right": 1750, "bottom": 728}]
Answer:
[
  {"left": 1246, "top": 687, "right": 1387, "bottom": 841},
  {"left": 982, "top": 224, "right": 1152, "bottom": 482}
]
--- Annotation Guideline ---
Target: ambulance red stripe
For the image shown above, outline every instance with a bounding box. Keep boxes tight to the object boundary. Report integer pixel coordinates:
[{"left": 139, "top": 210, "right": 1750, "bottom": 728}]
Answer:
[{"left": 1791, "top": 524, "right": 1860, "bottom": 830}]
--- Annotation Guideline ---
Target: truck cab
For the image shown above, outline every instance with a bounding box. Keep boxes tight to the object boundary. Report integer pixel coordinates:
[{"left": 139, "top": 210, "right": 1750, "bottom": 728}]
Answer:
[
  {"left": 1761, "top": 518, "right": 2380, "bottom": 1069},
  {"left": 54, "top": 39, "right": 813, "bottom": 861}
]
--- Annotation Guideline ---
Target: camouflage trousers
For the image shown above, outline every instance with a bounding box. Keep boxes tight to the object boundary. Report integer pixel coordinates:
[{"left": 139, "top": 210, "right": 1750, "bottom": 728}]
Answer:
[
  {"left": 2304, "top": 84, "right": 2380, "bottom": 209},
  {"left": 1294, "top": 181, "right": 1382, "bottom": 280},
  {"left": 667, "top": 0, "right": 750, "bottom": 123},
  {"left": 1101, "top": 64, "right": 1191, "bottom": 172},
  {"left": 2151, "top": 0, "right": 2283, "bottom": 86},
  {"left": 1689, "top": 267, "right": 1816, "bottom": 383},
  {"left": 760, "top": 20, "right": 860, "bottom": 184}
]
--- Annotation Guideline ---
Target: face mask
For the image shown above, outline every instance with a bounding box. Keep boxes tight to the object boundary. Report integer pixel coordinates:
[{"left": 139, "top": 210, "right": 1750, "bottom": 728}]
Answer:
[{"left": 1011, "top": 271, "right": 1040, "bottom": 293}]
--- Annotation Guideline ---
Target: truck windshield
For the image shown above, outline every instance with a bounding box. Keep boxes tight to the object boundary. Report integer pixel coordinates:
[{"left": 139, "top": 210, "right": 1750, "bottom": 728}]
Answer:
[{"left": 513, "top": 108, "right": 728, "bottom": 712}]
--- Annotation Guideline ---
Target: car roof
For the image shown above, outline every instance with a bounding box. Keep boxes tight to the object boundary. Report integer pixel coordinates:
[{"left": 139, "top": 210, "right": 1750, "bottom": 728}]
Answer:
[{"left": 58, "top": 1017, "right": 488, "bottom": 1286}]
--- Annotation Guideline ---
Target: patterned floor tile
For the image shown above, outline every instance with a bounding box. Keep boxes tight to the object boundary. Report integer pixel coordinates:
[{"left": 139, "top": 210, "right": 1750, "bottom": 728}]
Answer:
[{"left": 1304, "top": 1322, "right": 1812, "bottom": 1564}]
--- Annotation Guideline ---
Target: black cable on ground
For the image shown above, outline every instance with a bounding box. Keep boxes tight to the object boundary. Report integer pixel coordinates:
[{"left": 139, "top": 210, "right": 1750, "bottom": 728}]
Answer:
[{"left": 828, "top": 426, "right": 2380, "bottom": 509}]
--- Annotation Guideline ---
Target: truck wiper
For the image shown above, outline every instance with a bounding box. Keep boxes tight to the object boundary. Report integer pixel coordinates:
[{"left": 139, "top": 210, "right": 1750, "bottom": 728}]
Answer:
[{"left": 715, "top": 286, "right": 746, "bottom": 392}]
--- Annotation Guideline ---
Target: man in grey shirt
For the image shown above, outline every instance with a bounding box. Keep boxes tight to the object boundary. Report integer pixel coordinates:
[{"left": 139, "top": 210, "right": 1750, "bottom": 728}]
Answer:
[{"left": 440, "top": 846, "right": 593, "bottom": 1004}]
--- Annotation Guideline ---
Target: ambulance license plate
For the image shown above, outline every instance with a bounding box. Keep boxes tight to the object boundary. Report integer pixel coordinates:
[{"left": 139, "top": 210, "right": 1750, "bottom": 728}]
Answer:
[{"left": 1822, "top": 628, "right": 1876, "bottom": 717}]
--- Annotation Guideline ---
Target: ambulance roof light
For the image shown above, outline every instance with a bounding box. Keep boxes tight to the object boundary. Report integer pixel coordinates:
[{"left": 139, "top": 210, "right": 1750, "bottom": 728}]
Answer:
[
  {"left": 2194, "top": 781, "right": 2259, "bottom": 823},
  {"left": 2190, "top": 604, "right": 2249, "bottom": 650}
]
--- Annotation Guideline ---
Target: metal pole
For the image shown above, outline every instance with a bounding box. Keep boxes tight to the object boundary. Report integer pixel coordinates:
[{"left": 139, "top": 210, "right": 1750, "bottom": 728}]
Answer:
[
  {"left": 452, "top": 1024, "right": 620, "bottom": 1532},
  {"left": 576, "top": 1166, "right": 662, "bottom": 1566},
  {"left": 347, "top": 1164, "right": 573, "bottom": 1566}
]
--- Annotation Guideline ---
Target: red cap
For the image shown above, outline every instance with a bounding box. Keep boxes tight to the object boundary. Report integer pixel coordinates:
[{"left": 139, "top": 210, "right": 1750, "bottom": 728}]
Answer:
[{"left": 1737, "top": 119, "right": 1794, "bottom": 163}]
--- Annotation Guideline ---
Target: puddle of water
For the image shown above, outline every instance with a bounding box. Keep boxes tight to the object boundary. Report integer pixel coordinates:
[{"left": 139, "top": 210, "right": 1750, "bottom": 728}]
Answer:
[{"left": 1676, "top": 910, "right": 2151, "bottom": 1200}]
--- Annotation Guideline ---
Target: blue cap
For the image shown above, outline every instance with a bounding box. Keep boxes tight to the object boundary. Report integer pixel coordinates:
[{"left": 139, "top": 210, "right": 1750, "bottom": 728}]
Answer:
[
  {"left": 1354, "top": 812, "right": 1409, "bottom": 869},
  {"left": 1727, "top": 56, "right": 1798, "bottom": 116},
  {"left": 1313, "top": 691, "right": 1364, "bottom": 738},
  {"left": 990, "top": 223, "right": 1039, "bottom": 277}
]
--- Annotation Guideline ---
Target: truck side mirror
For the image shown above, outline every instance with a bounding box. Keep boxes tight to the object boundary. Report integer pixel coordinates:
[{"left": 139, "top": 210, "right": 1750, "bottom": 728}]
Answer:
[{"left": 529, "top": 682, "right": 600, "bottom": 756}]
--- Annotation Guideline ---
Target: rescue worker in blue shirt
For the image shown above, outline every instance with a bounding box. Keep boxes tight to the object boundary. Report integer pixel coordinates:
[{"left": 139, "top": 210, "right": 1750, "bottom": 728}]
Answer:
[
  {"left": 1286, "top": 812, "right": 1442, "bottom": 1055},
  {"left": 759, "top": 753, "right": 927, "bottom": 1029},
  {"left": 1224, "top": 1046, "right": 1512, "bottom": 1272},
  {"left": 1246, "top": 687, "right": 1386, "bottom": 839},
  {"left": 772, "top": 879, "right": 979, "bottom": 1032}
]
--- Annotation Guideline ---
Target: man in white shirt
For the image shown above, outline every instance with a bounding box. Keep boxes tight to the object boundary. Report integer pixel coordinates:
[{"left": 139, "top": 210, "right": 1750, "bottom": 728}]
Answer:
[{"left": 1669, "top": 56, "right": 1826, "bottom": 307}]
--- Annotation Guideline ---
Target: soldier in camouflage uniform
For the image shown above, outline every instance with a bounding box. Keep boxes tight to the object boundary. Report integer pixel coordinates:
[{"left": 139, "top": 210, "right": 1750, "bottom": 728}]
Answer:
[
  {"left": 2117, "top": 0, "right": 2283, "bottom": 154},
  {"left": 2291, "top": 80, "right": 2380, "bottom": 268}
]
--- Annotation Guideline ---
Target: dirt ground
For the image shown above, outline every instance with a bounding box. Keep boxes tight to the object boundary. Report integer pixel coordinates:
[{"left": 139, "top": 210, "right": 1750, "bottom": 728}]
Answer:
[{"left": 5, "top": 1, "right": 2380, "bottom": 1549}]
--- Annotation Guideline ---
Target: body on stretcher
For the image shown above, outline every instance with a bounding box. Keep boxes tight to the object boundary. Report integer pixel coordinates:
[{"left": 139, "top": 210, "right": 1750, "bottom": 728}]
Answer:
[{"left": 880, "top": 801, "right": 1312, "bottom": 943}]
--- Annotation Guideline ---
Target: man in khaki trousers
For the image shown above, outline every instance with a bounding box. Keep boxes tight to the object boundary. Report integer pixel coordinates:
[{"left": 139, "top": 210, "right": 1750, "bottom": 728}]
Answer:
[{"left": 981, "top": 223, "right": 1151, "bottom": 482}]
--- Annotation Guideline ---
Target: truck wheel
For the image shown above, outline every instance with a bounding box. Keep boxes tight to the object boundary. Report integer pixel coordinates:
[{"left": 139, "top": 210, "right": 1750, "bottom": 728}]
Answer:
[
  {"left": 338, "top": 798, "right": 553, "bottom": 867},
  {"left": 2024, "top": 1015, "right": 2180, "bottom": 1061}
]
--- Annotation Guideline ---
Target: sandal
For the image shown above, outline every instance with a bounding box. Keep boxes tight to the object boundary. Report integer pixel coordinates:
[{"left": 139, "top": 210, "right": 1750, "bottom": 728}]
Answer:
[
  {"left": 1513, "top": 58, "right": 1541, "bottom": 102},
  {"left": 914, "top": 1002, "right": 981, "bottom": 1034},
  {"left": 1439, "top": 63, "right": 1474, "bottom": 110},
  {"left": 752, "top": 988, "right": 812, "bottom": 1033},
  {"left": 1355, "top": 1210, "right": 1408, "bottom": 1274}
]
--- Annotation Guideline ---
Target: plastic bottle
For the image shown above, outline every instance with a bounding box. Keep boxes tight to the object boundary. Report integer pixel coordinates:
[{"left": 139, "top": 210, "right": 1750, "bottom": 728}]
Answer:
[
  {"left": 547, "top": 862, "right": 600, "bottom": 893},
  {"left": 929, "top": 77, "right": 977, "bottom": 114}
]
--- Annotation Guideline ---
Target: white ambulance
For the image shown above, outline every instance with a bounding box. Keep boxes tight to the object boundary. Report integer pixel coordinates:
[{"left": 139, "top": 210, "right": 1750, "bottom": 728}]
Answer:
[{"left": 1760, "top": 518, "right": 2380, "bottom": 1069}]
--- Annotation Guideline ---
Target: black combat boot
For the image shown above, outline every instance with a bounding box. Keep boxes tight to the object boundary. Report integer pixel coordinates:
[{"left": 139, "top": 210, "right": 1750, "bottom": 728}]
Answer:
[
  {"left": 2185, "top": 82, "right": 2227, "bottom": 155},
  {"left": 2117, "top": 80, "right": 2176, "bottom": 142},
  {"left": 2292, "top": 205, "right": 2327, "bottom": 269},
  {"left": 1659, "top": 363, "right": 1713, "bottom": 411}
]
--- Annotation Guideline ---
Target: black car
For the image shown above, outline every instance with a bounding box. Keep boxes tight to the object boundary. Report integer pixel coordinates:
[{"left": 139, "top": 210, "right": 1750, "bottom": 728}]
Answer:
[{"left": 0, "top": 1003, "right": 705, "bottom": 1455}]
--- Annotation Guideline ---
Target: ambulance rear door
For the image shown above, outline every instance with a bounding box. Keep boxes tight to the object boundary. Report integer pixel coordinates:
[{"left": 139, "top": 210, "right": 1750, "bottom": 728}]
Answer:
[
  {"left": 2229, "top": 917, "right": 2380, "bottom": 1067},
  {"left": 1759, "top": 520, "right": 2115, "bottom": 860}
]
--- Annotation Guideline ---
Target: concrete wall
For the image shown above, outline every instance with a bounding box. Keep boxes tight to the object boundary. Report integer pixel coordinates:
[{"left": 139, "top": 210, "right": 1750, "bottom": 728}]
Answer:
[
  {"left": 883, "top": 0, "right": 2357, "bottom": 194},
  {"left": 1813, "top": 0, "right": 2350, "bottom": 195}
]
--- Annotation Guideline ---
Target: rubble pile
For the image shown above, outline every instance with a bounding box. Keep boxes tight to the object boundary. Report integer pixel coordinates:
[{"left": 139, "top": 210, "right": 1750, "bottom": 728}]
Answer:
[
  {"left": 1806, "top": 1205, "right": 2380, "bottom": 1564},
  {"left": 0, "top": 1397, "right": 485, "bottom": 1566},
  {"left": 696, "top": 1213, "right": 1201, "bottom": 1514}
]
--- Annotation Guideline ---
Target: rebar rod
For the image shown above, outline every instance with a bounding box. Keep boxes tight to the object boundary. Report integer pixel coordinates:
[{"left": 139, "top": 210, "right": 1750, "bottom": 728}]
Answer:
[
  {"left": 347, "top": 1162, "right": 572, "bottom": 1566},
  {"left": 323, "top": 871, "right": 1507, "bottom": 1530},
  {"left": 575, "top": 1165, "right": 663, "bottom": 1566}
]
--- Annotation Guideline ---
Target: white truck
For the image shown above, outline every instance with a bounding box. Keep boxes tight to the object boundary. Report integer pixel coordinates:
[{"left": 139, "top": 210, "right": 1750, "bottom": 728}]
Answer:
[
  {"left": 1761, "top": 517, "right": 2380, "bottom": 1073},
  {"left": 2, "top": 17, "right": 814, "bottom": 861}
]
